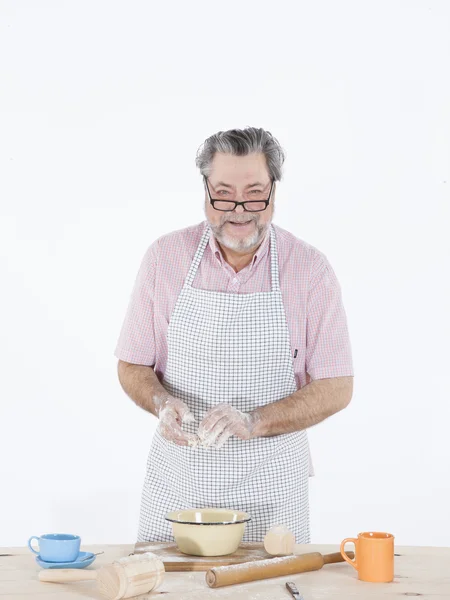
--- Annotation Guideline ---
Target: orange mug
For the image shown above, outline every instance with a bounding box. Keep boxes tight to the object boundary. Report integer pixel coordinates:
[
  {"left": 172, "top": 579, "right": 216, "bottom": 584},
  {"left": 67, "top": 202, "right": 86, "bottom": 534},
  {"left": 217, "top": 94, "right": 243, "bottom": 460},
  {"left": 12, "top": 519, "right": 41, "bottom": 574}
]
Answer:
[{"left": 340, "top": 531, "right": 394, "bottom": 583}]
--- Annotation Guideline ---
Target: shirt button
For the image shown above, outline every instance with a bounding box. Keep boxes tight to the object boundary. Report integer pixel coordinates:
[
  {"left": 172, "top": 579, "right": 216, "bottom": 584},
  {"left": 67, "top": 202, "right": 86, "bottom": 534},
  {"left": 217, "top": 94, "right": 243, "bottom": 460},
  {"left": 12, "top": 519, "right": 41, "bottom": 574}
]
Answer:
[{"left": 233, "top": 278, "right": 238, "bottom": 284}]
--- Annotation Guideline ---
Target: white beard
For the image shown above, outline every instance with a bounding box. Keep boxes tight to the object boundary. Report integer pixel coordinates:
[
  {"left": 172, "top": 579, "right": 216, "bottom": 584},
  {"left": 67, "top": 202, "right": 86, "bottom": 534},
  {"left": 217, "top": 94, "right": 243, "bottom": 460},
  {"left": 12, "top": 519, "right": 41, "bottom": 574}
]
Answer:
[
  {"left": 208, "top": 217, "right": 270, "bottom": 252},
  {"left": 215, "top": 227, "right": 261, "bottom": 252}
]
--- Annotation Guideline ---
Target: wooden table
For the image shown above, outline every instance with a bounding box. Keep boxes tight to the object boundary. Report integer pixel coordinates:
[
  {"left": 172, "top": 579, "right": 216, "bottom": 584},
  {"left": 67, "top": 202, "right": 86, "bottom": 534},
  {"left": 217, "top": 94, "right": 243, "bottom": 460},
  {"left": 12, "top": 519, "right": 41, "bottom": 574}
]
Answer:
[{"left": 1, "top": 542, "right": 449, "bottom": 599}]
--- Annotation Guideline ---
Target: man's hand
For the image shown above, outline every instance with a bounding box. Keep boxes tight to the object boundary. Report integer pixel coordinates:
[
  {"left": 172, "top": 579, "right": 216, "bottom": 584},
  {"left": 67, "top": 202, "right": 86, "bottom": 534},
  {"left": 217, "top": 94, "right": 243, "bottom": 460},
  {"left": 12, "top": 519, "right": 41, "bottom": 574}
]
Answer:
[
  {"left": 156, "top": 396, "right": 199, "bottom": 447},
  {"left": 197, "top": 404, "right": 257, "bottom": 449}
]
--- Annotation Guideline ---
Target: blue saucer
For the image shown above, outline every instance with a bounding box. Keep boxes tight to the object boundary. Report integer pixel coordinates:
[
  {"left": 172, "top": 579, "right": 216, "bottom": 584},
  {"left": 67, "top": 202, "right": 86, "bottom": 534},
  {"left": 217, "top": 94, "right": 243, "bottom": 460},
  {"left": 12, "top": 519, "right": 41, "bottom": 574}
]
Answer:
[{"left": 36, "top": 551, "right": 96, "bottom": 569}]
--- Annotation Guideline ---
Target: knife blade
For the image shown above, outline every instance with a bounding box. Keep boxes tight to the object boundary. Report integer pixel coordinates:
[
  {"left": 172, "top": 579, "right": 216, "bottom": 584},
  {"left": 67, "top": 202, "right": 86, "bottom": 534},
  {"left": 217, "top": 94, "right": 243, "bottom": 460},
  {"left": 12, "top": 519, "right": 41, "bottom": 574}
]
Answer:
[{"left": 286, "top": 581, "right": 304, "bottom": 599}]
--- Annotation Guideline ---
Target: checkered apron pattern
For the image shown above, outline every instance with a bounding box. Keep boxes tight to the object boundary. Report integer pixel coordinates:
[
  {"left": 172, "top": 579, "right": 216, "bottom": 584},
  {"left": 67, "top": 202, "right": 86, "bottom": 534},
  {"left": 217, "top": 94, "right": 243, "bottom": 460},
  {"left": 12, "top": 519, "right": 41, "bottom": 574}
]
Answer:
[{"left": 137, "top": 224, "right": 310, "bottom": 543}]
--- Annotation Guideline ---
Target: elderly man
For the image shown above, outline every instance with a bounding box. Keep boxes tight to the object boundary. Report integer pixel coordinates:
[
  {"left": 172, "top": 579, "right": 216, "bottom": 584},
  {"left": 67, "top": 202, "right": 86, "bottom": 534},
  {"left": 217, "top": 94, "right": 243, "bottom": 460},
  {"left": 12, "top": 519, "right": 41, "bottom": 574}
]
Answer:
[{"left": 115, "top": 127, "right": 354, "bottom": 544}]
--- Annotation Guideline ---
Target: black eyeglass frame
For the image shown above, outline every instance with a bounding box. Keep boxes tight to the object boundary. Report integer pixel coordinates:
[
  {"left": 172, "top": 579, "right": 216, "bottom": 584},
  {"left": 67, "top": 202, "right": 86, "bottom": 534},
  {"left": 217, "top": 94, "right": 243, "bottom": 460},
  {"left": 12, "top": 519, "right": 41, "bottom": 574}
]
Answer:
[{"left": 204, "top": 176, "right": 275, "bottom": 212}]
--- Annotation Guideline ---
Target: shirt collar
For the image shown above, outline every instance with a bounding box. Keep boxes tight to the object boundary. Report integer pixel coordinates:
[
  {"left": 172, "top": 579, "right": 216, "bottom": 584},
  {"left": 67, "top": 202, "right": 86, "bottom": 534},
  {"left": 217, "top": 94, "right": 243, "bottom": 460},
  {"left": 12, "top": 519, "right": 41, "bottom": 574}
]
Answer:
[{"left": 208, "top": 225, "right": 271, "bottom": 269}]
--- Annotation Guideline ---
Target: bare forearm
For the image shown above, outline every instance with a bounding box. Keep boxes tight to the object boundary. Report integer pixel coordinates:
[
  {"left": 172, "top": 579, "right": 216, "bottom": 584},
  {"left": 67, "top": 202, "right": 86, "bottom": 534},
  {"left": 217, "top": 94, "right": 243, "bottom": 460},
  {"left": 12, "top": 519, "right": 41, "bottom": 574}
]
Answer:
[
  {"left": 250, "top": 376, "right": 353, "bottom": 438},
  {"left": 117, "top": 360, "right": 170, "bottom": 417}
]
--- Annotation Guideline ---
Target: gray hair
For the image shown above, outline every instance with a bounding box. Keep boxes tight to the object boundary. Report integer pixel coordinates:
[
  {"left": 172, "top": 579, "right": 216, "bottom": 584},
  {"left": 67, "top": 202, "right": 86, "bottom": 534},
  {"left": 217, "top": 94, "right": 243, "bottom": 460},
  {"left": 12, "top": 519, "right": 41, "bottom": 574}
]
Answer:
[{"left": 195, "top": 127, "right": 286, "bottom": 182}]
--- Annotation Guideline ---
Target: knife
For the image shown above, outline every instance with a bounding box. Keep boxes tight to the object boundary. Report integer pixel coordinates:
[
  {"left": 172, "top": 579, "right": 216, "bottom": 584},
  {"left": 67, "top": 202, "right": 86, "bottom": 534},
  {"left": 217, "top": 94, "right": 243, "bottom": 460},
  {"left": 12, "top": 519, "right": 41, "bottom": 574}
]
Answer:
[{"left": 286, "top": 581, "right": 304, "bottom": 599}]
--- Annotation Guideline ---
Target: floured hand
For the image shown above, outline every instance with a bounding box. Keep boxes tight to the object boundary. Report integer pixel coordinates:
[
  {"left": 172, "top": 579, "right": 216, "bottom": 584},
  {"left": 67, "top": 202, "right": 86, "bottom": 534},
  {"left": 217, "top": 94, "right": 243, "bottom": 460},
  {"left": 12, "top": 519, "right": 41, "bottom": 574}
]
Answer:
[
  {"left": 197, "top": 404, "right": 257, "bottom": 449},
  {"left": 155, "top": 395, "right": 199, "bottom": 447}
]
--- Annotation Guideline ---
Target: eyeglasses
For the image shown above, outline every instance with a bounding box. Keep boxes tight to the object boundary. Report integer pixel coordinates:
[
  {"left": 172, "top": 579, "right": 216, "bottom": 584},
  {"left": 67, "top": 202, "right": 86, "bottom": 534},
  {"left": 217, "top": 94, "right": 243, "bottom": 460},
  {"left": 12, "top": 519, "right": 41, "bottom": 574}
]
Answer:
[{"left": 204, "top": 176, "right": 274, "bottom": 212}]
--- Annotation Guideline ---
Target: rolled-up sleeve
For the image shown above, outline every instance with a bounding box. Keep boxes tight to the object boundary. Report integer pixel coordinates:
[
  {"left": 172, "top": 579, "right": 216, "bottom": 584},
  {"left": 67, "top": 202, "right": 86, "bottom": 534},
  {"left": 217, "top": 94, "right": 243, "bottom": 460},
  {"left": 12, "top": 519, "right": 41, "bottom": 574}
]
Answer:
[
  {"left": 114, "top": 242, "right": 158, "bottom": 366},
  {"left": 305, "top": 253, "right": 354, "bottom": 381}
]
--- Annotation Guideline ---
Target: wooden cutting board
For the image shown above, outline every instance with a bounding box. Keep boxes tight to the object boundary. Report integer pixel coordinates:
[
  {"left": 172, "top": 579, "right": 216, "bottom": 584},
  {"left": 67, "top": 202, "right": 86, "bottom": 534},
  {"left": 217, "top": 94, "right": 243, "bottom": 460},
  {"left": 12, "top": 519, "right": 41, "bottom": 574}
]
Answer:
[{"left": 133, "top": 541, "right": 274, "bottom": 571}]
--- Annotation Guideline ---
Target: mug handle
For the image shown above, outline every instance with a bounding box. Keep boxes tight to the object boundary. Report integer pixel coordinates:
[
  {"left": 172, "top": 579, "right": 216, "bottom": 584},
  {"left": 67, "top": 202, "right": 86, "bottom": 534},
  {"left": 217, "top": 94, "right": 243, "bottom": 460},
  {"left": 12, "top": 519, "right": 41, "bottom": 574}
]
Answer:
[
  {"left": 340, "top": 537, "right": 358, "bottom": 571},
  {"left": 28, "top": 536, "right": 40, "bottom": 555}
]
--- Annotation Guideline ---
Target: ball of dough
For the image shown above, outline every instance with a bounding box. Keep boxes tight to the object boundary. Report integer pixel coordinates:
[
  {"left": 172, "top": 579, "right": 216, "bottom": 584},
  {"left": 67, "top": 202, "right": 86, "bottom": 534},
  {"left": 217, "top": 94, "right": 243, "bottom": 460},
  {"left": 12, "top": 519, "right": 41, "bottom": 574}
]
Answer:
[{"left": 264, "top": 525, "right": 295, "bottom": 556}]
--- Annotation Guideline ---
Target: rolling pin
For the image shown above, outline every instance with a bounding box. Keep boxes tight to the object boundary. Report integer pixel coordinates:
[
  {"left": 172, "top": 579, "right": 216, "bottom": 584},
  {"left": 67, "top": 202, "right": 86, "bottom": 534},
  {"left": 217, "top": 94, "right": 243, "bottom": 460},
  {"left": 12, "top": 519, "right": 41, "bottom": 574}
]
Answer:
[
  {"left": 205, "top": 550, "right": 354, "bottom": 588},
  {"left": 38, "top": 552, "right": 164, "bottom": 599}
]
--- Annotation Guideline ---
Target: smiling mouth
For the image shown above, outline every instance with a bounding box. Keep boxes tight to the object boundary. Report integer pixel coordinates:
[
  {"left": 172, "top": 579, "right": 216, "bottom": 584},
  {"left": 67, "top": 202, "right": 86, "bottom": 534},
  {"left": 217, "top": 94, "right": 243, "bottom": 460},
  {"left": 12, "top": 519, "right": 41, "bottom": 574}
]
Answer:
[{"left": 226, "top": 220, "right": 253, "bottom": 226}]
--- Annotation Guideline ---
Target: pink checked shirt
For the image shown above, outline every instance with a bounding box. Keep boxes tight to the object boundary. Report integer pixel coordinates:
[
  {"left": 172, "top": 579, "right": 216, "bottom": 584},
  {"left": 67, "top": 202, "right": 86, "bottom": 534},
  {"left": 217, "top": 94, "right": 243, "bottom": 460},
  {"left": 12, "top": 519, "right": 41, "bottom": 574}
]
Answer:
[{"left": 115, "top": 221, "right": 354, "bottom": 389}]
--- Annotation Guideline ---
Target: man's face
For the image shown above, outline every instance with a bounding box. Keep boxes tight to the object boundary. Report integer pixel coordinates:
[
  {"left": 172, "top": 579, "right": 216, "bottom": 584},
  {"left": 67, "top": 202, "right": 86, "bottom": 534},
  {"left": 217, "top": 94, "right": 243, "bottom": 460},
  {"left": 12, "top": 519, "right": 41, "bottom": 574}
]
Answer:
[{"left": 204, "top": 152, "right": 275, "bottom": 253}]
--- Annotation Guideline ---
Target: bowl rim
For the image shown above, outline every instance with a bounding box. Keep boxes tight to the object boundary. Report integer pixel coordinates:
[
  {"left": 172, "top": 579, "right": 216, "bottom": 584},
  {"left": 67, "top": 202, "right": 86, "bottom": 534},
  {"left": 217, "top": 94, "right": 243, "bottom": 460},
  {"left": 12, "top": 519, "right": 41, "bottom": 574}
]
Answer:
[{"left": 165, "top": 508, "right": 251, "bottom": 526}]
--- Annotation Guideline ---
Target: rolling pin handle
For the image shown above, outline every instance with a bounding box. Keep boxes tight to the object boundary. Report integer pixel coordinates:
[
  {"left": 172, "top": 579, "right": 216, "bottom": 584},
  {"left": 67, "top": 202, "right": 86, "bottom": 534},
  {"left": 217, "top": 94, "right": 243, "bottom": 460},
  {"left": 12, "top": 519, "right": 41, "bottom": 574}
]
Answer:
[{"left": 323, "top": 551, "right": 355, "bottom": 564}]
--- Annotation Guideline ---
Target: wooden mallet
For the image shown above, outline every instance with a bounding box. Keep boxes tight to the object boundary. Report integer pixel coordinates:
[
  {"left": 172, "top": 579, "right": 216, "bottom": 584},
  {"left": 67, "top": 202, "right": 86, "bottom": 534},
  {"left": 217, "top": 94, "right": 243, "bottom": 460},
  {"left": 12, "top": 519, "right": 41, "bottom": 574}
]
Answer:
[{"left": 38, "top": 552, "right": 165, "bottom": 599}]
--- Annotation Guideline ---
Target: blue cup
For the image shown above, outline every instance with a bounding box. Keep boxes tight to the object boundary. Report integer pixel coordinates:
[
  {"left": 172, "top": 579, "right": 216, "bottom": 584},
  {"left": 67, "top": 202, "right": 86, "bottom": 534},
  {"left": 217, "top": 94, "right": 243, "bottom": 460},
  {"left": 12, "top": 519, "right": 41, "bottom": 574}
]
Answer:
[{"left": 28, "top": 533, "right": 81, "bottom": 562}]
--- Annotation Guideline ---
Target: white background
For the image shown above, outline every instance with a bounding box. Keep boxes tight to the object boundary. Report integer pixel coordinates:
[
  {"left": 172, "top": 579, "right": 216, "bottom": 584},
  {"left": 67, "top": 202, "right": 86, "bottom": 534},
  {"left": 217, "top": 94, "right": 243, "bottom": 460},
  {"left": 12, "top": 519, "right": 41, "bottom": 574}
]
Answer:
[{"left": 1, "top": 1, "right": 449, "bottom": 548}]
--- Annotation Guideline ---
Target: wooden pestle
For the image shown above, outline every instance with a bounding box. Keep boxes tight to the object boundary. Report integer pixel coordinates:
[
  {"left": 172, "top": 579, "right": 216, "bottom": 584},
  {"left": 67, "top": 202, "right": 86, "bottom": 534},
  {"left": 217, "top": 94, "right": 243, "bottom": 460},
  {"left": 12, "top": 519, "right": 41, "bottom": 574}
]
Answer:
[{"left": 205, "top": 550, "right": 355, "bottom": 588}]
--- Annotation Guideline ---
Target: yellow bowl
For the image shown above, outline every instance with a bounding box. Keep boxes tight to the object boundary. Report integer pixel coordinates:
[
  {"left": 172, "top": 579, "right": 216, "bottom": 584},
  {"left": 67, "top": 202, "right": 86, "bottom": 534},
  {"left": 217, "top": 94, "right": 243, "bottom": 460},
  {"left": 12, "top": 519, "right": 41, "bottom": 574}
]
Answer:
[{"left": 165, "top": 508, "right": 251, "bottom": 556}]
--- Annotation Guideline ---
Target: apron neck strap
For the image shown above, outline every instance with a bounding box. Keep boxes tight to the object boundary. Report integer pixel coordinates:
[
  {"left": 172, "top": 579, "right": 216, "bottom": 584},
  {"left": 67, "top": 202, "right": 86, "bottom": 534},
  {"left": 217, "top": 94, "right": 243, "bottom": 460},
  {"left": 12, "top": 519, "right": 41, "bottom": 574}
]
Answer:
[
  {"left": 269, "top": 226, "right": 280, "bottom": 291},
  {"left": 184, "top": 224, "right": 211, "bottom": 287},
  {"left": 184, "top": 223, "right": 280, "bottom": 292}
]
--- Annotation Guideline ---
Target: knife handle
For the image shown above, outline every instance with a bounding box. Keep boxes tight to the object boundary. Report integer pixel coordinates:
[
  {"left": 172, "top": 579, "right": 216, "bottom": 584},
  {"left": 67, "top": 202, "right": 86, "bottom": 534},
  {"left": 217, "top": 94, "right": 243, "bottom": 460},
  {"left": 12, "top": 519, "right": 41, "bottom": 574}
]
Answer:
[{"left": 286, "top": 581, "right": 303, "bottom": 599}]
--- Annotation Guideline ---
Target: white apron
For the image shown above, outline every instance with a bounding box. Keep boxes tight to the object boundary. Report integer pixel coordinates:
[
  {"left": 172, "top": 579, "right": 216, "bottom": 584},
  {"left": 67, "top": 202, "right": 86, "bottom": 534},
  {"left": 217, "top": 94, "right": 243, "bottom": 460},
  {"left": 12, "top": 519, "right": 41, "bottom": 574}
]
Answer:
[{"left": 137, "top": 224, "right": 310, "bottom": 543}]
